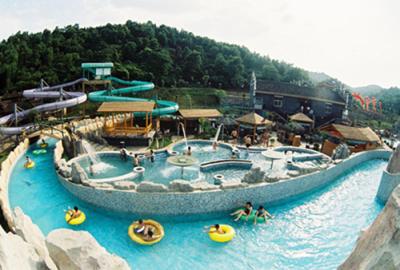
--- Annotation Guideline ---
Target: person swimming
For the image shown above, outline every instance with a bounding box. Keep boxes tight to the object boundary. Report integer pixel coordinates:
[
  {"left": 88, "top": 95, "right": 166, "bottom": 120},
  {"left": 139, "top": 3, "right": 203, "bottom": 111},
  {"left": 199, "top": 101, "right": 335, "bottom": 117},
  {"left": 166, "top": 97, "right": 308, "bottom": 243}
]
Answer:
[
  {"left": 209, "top": 224, "right": 224, "bottom": 234},
  {"left": 120, "top": 148, "right": 127, "bottom": 161},
  {"left": 254, "top": 205, "right": 273, "bottom": 224},
  {"left": 212, "top": 141, "right": 218, "bottom": 150},
  {"left": 89, "top": 161, "right": 94, "bottom": 176},
  {"left": 133, "top": 154, "right": 140, "bottom": 167},
  {"left": 186, "top": 146, "right": 192, "bottom": 156},
  {"left": 67, "top": 206, "right": 82, "bottom": 223},
  {"left": 25, "top": 156, "right": 33, "bottom": 166},
  {"left": 148, "top": 149, "right": 155, "bottom": 163},
  {"left": 230, "top": 202, "right": 253, "bottom": 222}
]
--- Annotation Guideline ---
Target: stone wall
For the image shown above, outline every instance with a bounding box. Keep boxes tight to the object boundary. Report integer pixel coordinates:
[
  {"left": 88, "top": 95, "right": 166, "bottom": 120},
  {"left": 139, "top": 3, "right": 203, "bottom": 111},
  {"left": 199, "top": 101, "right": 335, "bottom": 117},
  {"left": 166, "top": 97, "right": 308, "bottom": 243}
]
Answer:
[
  {"left": 0, "top": 138, "right": 30, "bottom": 230},
  {"left": 339, "top": 184, "right": 400, "bottom": 270},
  {"left": 56, "top": 148, "right": 391, "bottom": 216},
  {"left": 376, "top": 146, "right": 400, "bottom": 204},
  {"left": 0, "top": 207, "right": 130, "bottom": 270}
]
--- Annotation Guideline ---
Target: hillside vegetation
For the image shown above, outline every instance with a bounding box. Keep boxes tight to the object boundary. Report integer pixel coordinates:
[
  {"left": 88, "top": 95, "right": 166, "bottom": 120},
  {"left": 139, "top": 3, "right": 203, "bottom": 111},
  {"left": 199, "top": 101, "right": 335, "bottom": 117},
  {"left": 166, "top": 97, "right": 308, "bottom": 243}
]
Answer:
[{"left": 0, "top": 21, "right": 309, "bottom": 94}]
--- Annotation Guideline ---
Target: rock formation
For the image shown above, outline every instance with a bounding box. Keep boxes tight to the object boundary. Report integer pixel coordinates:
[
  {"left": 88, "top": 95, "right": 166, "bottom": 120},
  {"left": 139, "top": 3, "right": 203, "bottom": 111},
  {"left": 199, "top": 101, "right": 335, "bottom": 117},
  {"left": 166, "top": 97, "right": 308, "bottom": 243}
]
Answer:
[
  {"left": 0, "top": 226, "right": 50, "bottom": 270},
  {"left": 70, "top": 162, "right": 87, "bottom": 184},
  {"left": 387, "top": 145, "right": 400, "bottom": 174},
  {"left": 46, "top": 229, "right": 130, "bottom": 270},
  {"left": 136, "top": 181, "right": 168, "bottom": 192},
  {"left": 242, "top": 167, "right": 265, "bottom": 184},
  {"left": 169, "top": 180, "right": 195, "bottom": 192},
  {"left": 339, "top": 185, "right": 400, "bottom": 270},
  {"left": 332, "top": 143, "right": 350, "bottom": 160},
  {"left": 13, "top": 207, "right": 57, "bottom": 270}
]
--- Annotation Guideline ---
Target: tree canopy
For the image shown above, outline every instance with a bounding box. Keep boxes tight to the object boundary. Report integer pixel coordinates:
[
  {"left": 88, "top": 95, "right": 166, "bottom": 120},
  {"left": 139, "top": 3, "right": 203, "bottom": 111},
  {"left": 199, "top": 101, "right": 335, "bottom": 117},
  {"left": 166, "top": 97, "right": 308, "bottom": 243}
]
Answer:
[{"left": 0, "top": 21, "right": 310, "bottom": 93}]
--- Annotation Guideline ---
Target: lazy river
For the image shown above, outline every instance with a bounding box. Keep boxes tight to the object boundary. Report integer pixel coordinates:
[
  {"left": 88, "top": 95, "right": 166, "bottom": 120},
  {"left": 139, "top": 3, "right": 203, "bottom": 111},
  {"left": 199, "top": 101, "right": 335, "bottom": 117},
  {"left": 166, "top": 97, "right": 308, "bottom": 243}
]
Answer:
[{"left": 9, "top": 140, "right": 385, "bottom": 270}]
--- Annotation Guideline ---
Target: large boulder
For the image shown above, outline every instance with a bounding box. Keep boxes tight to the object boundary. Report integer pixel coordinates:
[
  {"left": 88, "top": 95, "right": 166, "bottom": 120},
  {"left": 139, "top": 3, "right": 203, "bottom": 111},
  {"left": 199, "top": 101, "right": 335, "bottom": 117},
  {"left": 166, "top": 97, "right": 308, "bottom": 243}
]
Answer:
[
  {"left": 169, "top": 180, "right": 194, "bottom": 192},
  {"left": 136, "top": 181, "right": 168, "bottom": 192},
  {"left": 0, "top": 226, "right": 49, "bottom": 270},
  {"left": 242, "top": 167, "right": 266, "bottom": 184},
  {"left": 13, "top": 207, "right": 57, "bottom": 270},
  {"left": 332, "top": 143, "right": 350, "bottom": 160},
  {"left": 220, "top": 181, "right": 248, "bottom": 190},
  {"left": 387, "top": 145, "right": 400, "bottom": 174},
  {"left": 46, "top": 229, "right": 130, "bottom": 270},
  {"left": 112, "top": 181, "right": 136, "bottom": 190},
  {"left": 71, "top": 162, "right": 87, "bottom": 184},
  {"left": 339, "top": 185, "right": 400, "bottom": 270},
  {"left": 190, "top": 181, "right": 219, "bottom": 191}
]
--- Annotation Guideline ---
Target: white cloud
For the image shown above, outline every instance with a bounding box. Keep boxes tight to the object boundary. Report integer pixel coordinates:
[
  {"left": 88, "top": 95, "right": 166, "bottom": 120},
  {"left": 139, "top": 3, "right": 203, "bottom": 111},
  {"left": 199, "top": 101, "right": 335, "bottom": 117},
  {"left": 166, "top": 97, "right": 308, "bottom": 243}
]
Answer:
[{"left": 0, "top": 0, "right": 399, "bottom": 87}]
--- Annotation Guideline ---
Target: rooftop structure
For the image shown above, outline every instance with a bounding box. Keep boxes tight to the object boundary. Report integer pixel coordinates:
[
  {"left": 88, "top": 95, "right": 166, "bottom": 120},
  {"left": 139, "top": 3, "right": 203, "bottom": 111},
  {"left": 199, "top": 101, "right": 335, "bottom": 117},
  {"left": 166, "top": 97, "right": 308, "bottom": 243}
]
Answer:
[
  {"left": 97, "top": 102, "right": 155, "bottom": 137},
  {"left": 254, "top": 79, "right": 346, "bottom": 126},
  {"left": 81, "top": 62, "right": 113, "bottom": 80}
]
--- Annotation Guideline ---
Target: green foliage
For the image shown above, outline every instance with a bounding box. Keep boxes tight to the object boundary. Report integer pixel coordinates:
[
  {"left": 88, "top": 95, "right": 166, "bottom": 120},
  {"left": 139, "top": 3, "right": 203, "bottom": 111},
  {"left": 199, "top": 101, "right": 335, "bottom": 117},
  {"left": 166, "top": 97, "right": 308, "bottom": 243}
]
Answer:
[{"left": 0, "top": 21, "right": 310, "bottom": 93}]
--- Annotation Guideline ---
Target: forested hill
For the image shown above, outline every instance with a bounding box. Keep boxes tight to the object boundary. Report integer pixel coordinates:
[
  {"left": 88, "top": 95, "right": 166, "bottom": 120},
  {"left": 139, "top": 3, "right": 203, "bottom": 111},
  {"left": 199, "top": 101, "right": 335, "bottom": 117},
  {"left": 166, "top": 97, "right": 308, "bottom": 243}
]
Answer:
[{"left": 0, "top": 21, "right": 310, "bottom": 94}]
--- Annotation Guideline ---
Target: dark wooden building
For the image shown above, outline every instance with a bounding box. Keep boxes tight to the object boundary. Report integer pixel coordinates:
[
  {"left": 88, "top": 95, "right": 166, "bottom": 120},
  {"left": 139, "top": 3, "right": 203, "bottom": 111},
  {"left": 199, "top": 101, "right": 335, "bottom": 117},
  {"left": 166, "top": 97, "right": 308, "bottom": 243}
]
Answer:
[{"left": 254, "top": 80, "right": 346, "bottom": 126}]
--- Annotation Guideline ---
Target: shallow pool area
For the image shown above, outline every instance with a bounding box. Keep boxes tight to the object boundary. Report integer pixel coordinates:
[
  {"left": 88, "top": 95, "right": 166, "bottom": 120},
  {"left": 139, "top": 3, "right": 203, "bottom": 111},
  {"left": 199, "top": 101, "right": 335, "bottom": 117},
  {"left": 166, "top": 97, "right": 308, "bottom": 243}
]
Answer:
[{"left": 8, "top": 140, "right": 386, "bottom": 269}]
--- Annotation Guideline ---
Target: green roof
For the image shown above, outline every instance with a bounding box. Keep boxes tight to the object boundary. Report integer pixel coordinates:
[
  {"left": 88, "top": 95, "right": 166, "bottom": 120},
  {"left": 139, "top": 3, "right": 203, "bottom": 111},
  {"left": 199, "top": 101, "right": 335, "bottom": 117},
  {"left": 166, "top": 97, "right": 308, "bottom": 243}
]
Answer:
[{"left": 81, "top": 62, "right": 114, "bottom": 69}]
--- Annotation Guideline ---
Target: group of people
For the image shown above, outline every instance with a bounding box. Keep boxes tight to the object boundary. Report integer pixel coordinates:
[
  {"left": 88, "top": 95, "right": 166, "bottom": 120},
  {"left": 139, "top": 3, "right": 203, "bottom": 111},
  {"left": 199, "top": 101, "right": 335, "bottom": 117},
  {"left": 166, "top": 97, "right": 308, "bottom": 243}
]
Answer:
[
  {"left": 118, "top": 145, "right": 156, "bottom": 169},
  {"left": 132, "top": 219, "right": 161, "bottom": 241},
  {"left": 230, "top": 202, "right": 273, "bottom": 224},
  {"left": 231, "top": 130, "right": 271, "bottom": 148}
]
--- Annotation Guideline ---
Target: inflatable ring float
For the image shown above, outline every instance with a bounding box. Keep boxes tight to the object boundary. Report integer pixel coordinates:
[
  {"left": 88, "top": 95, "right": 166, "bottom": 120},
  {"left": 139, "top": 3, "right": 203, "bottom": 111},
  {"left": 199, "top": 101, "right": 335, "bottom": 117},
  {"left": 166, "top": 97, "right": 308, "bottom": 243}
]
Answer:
[
  {"left": 24, "top": 162, "right": 35, "bottom": 169},
  {"left": 238, "top": 209, "right": 267, "bottom": 222},
  {"left": 208, "top": 224, "right": 235, "bottom": 243},
  {"left": 40, "top": 143, "right": 48, "bottom": 148},
  {"left": 33, "top": 149, "right": 47, "bottom": 155},
  {"left": 65, "top": 211, "right": 86, "bottom": 225},
  {"left": 128, "top": 219, "right": 164, "bottom": 245}
]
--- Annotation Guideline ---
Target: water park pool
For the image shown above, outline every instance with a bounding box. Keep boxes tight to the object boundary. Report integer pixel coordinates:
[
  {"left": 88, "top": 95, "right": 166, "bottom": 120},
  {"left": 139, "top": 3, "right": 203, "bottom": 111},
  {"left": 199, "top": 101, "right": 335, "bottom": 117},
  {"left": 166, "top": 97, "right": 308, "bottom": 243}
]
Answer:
[
  {"left": 75, "top": 141, "right": 329, "bottom": 185},
  {"left": 9, "top": 140, "right": 386, "bottom": 269},
  {"left": 77, "top": 141, "right": 240, "bottom": 185}
]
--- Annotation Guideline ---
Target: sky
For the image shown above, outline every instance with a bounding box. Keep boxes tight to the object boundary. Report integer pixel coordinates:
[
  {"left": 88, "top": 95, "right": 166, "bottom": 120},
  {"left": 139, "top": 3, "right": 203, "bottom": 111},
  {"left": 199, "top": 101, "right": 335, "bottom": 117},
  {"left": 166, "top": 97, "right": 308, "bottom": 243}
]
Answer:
[{"left": 0, "top": 0, "right": 399, "bottom": 88}]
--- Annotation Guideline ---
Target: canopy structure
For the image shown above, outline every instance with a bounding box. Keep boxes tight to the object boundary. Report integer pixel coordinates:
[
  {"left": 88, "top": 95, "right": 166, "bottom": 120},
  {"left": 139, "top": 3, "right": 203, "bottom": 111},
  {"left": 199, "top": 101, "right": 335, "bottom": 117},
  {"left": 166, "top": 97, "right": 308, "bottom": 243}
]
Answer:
[
  {"left": 178, "top": 109, "right": 222, "bottom": 134},
  {"left": 97, "top": 102, "right": 155, "bottom": 136},
  {"left": 320, "top": 124, "right": 380, "bottom": 143},
  {"left": 179, "top": 109, "right": 222, "bottom": 120},
  {"left": 236, "top": 112, "right": 273, "bottom": 140},
  {"left": 289, "top": 112, "right": 314, "bottom": 124}
]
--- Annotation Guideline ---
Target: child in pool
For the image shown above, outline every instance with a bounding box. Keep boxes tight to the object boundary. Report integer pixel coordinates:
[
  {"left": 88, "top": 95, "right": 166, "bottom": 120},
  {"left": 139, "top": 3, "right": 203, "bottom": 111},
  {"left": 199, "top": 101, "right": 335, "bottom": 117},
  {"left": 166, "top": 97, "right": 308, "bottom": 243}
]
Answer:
[
  {"left": 230, "top": 202, "right": 253, "bottom": 221},
  {"left": 254, "top": 205, "right": 273, "bottom": 224}
]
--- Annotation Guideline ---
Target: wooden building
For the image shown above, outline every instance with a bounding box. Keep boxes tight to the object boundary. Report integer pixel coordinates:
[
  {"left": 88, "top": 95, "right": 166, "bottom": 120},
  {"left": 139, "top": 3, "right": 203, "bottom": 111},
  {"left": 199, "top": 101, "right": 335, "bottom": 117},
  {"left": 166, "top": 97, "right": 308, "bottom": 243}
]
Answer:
[
  {"left": 178, "top": 109, "right": 222, "bottom": 134},
  {"left": 97, "top": 101, "right": 155, "bottom": 146},
  {"left": 319, "top": 124, "right": 381, "bottom": 155},
  {"left": 254, "top": 80, "right": 346, "bottom": 126}
]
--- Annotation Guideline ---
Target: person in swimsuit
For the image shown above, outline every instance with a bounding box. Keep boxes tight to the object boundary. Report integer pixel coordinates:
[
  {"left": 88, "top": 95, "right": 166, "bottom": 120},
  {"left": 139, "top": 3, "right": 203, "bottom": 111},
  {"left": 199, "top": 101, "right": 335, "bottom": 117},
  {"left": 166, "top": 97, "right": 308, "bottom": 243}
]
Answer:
[
  {"left": 212, "top": 141, "right": 218, "bottom": 150},
  {"left": 148, "top": 149, "right": 155, "bottom": 163},
  {"left": 89, "top": 161, "right": 94, "bottom": 176},
  {"left": 253, "top": 205, "right": 273, "bottom": 224},
  {"left": 133, "top": 154, "right": 140, "bottom": 168},
  {"left": 244, "top": 135, "right": 252, "bottom": 149},
  {"left": 230, "top": 202, "right": 253, "bottom": 221},
  {"left": 206, "top": 224, "right": 224, "bottom": 234},
  {"left": 231, "top": 130, "right": 238, "bottom": 145},
  {"left": 134, "top": 219, "right": 149, "bottom": 236},
  {"left": 186, "top": 146, "right": 192, "bottom": 156},
  {"left": 25, "top": 156, "right": 33, "bottom": 167},
  {"left": 67, "top": 206, "right": 82, "bottom": 223}
]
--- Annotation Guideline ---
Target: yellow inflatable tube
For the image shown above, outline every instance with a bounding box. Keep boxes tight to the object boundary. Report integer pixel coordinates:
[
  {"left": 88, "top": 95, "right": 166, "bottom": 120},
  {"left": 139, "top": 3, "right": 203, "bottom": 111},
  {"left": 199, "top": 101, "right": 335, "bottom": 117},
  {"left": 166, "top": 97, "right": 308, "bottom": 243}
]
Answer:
[
  {"left": 208, "top": 224, "right": 235, "bottom": 243},
  {"left": 24, "top": 162, "right": 35, "bottom": 169},
  {"left": 65, "top": 211, "right": 86, "bottom": 225},
  {"left": 128, "top": 219, "right": 164, "bottom": 245}
]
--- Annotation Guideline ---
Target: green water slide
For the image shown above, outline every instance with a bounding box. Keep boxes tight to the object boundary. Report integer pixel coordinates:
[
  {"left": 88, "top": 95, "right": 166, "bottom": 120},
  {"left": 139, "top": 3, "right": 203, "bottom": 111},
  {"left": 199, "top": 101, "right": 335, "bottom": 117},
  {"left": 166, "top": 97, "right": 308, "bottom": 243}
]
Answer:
[{"left": 88, "top": 76, "right": 179, "bottom": 117}]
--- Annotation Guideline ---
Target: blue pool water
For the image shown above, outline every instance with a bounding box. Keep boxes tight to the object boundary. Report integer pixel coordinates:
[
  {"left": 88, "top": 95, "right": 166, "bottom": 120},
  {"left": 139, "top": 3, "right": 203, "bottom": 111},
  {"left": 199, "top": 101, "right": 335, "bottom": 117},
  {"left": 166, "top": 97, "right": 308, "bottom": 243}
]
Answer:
[{"left": 9, "top": 141, "right": 385, "bottom": 270}]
